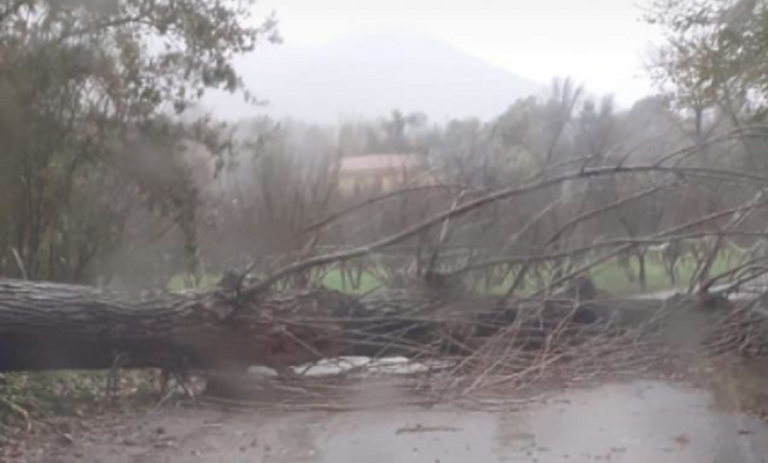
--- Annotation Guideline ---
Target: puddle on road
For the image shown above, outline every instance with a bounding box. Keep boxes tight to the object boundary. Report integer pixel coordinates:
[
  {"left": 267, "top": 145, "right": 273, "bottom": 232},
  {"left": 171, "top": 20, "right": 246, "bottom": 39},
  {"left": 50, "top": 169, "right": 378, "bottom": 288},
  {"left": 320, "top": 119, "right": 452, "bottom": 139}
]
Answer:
[{"left": 263, "top": 380, "right": 768, "bottom": 463}]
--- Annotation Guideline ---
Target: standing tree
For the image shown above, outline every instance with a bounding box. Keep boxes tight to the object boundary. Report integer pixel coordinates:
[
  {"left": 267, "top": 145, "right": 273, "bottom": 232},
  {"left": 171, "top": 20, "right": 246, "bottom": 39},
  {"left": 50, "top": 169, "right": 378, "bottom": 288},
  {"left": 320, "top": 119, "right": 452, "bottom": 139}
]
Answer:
[{"left": 0, "top": 0, "right": 278, "bottom": 283}]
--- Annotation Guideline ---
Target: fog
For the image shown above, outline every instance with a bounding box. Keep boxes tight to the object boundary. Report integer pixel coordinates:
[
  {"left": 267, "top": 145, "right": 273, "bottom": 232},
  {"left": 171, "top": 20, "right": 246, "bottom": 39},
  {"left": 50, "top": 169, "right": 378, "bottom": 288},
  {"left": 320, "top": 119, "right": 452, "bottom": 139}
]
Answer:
[
  {"left": 203, "top": 0, "right": 662, "bottom": 122},
  {"left": 8, "top": 1, "right": 768, "bottom": 462},
  {"left": 203, "top": 29, "right": 544, "bottom": 123}
]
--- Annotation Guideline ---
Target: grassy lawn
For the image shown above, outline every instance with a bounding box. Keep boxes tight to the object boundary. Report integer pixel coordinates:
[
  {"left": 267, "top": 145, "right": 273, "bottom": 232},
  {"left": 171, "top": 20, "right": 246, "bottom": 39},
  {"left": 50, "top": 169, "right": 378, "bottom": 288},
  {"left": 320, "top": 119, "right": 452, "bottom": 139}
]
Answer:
[
  {"left": 456, "top": 253, "right": 734, "bottom": 296},
  {"left": 165, "top": 253, "right": 737, "bottom": 297},
  {"left": 166, "top": 269, "right": 383, "bottom": 294},
  {"left": 595, "top": 254, "right": 733, "bottom": 294},
  {"left": 319, "top": 269, "right": 383, "bottom": 294},
  {"left": 166, "top": 274, "right": 220, "bottom": 292}
]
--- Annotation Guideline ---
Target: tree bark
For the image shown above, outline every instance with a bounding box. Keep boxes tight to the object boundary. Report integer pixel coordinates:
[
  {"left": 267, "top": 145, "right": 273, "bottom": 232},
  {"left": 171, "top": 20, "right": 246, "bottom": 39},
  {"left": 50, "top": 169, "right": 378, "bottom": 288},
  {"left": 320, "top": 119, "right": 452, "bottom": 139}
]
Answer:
[
  {"left": 0, "top": 278, "right": 348, "bottom": 372},
  {"left": 0, "top": 278, "right": 658, "bottom": 373}
]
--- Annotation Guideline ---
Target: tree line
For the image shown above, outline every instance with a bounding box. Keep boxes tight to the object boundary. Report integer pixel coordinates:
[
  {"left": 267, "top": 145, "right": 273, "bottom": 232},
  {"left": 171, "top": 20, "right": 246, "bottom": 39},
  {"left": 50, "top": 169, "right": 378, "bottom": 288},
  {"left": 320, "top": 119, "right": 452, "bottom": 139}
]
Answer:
[{"left": 1, "top": 0, "right": 768, "bottom": 298}]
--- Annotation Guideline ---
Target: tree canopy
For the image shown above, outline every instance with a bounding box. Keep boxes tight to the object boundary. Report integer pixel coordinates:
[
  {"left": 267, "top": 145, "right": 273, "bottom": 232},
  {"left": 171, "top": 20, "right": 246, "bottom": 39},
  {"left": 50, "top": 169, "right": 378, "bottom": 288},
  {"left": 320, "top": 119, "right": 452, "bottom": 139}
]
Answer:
[
  {"left": 0, "top": 0, "right": 277, "bottom": 282},
  {"left": 648, "top": 0, "right": 768, "bottom": 120}
]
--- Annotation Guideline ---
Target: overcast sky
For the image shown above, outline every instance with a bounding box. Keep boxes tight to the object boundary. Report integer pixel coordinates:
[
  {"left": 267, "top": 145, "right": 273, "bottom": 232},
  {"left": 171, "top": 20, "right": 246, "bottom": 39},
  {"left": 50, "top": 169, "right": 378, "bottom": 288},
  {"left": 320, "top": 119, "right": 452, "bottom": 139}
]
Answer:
[{"left": 255, "top": 0, "right": 664, "bottom": 106}]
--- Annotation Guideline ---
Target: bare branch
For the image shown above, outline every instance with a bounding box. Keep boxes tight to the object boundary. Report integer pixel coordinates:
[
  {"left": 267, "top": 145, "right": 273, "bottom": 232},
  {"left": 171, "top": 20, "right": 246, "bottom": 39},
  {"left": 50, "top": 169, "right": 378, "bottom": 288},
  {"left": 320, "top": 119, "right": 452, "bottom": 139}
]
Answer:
[
  {"left": 299, "top": 184, "right": 472, "bottom": 236},
  {"left": 459, "top": 196, "right": 768, "bottom": 276},
  {"left": 10, "top": 247, "right": 27, "bottom": 281},
  {"left": 545, "top": 184, "right": 672, "bottom": 247},
  {"left": 241, "top": 163, "right": 768, "bottom": 297}
]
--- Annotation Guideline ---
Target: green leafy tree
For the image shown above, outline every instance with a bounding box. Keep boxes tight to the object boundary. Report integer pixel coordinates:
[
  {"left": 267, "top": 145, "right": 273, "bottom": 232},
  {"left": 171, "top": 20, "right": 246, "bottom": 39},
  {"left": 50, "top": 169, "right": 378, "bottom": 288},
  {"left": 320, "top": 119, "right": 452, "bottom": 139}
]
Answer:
[
  {"left": 647, "top": 0, "right": 768, "bottom": 132},
  {"left": 0, "top": 0, "right": 277, "bottom": 282}
]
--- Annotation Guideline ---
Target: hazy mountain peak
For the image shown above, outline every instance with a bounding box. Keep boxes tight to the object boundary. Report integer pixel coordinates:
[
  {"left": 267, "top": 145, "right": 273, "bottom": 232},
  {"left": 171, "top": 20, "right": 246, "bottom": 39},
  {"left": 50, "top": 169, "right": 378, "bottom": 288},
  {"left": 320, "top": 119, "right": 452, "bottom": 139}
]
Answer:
[{"left": 202, "top": 29, "right": 544, "bottom": 123}]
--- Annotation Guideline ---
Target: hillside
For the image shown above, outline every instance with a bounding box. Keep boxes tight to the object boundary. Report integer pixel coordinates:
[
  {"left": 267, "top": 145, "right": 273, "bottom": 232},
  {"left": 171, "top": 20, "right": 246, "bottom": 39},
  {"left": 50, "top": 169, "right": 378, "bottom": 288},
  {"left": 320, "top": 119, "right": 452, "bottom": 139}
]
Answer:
[{"left": 202, "top": 30, "right": 544, "bottom": 123}]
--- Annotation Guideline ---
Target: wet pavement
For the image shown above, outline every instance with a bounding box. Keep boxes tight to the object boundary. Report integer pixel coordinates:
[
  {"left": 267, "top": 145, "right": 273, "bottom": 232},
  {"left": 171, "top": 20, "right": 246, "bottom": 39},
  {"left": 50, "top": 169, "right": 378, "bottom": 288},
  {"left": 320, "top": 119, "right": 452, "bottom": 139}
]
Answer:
[{"left": 30, "top": 379, "right": 768, "bottom": 463}]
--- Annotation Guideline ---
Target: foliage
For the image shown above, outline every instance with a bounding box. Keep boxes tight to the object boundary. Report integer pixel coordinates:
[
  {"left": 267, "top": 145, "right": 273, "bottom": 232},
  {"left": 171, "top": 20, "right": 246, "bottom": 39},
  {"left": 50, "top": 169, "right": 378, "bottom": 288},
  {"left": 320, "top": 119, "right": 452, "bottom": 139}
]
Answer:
[
  {"left": 0, "top": 0, "right": 276, "bottom": 283},
  {"left": 0, "top": 0, "right": 278, "bottom": 113},
  {"left": 648, "top": 0, "right": 768, "bottom": 119}
]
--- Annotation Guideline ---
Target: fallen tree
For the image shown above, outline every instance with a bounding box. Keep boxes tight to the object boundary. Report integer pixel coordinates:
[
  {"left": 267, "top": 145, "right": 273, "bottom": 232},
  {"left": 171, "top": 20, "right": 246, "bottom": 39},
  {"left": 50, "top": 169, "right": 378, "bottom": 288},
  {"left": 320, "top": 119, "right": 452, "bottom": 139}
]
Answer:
[
  {"left": 2, "top": 162, "right": 755, "bottom": 377},
  {"left": 0, "top": 278, "right": 351, "bottom": 373},
  {"left": 0, "top": 276, "right": 661, "bottom": 375}
]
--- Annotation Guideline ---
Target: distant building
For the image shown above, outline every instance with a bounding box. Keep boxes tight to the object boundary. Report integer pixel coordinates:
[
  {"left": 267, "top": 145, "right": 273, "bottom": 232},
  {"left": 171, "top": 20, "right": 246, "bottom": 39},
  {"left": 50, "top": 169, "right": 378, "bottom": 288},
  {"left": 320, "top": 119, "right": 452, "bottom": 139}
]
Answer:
[{"left": 338, "top": 153, "right": 433, "bottom": 192}]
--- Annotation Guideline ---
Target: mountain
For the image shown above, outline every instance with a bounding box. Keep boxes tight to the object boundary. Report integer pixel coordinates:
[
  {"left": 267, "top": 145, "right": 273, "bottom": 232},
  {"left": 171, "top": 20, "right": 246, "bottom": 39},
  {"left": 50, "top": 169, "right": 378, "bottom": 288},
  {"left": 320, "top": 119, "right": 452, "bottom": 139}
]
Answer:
[{"left": 201, "top": 29, "right": 544, "bottom": 123}]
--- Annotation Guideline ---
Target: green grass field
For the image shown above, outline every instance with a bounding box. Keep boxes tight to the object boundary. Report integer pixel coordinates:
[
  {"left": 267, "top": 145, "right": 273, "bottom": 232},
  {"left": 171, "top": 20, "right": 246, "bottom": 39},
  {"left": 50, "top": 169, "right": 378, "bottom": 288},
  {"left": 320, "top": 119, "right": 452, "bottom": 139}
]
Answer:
[
  {"left": 319, "top": 270, "right": 383, "bottom": 294},
  {"left": 166, "top": 274, "right": 221, "bottom": 292},
  {"left": 167, "top": 253, "right": 737, "bottom": 296},
  {"left": 590, "top": 254, "right": 732, "bottom": 294}
]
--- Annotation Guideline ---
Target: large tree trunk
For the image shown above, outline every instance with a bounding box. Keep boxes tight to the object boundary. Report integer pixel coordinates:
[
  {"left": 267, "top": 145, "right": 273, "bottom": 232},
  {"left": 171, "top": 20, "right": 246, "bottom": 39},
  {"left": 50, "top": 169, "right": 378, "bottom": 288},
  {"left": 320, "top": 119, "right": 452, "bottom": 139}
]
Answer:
[
  {"left": 0, "top": 278, "right": 656, "bottom": 374},
  {"left": 0, "top": 278, "right": 348, "bottom": 372}
]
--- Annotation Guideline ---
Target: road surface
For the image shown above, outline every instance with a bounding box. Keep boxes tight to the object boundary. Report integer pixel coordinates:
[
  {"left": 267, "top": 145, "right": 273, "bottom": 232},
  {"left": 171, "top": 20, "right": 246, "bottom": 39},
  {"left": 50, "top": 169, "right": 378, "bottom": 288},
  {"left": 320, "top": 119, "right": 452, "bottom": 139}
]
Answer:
[{"left": 26, "top": 378, "right": 768, "bottom": 463}]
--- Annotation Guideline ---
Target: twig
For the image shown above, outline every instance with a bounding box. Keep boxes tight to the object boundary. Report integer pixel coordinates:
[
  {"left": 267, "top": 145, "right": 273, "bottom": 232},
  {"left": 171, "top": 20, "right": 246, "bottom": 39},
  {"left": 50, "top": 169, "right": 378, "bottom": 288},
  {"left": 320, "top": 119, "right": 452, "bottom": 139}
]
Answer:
[
  {"left": 702, "top": 256, "right": 768, "bottom": 292},
  {"left": 427, "top": 189, "right": 470, "bottom": 275},
  {"left": 546, "top": 183, "right": 672, "bottom": 246},
  {"left": 691, "top": 190, "right": 765, "bottom": 292},
  {"left": 10, "top": 247, "right": 27, "bottom": 281},
  {"left": 300, "top": 184, "right": 473, "bottom": 235},
  {"left": 457, "top": 201, "right": 768, "bottom": 276},
  {"left": 242, "top": 164, "right": 768, "bottom": 298},
  {"left": 0, "top": 396, "right": 31, "bottom": 433}
]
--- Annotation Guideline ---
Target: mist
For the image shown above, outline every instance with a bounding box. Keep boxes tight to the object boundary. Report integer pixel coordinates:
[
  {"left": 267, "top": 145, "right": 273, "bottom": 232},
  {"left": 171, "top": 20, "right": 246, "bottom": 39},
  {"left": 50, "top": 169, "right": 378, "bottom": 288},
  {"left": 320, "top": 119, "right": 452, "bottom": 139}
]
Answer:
[{"left": 6, "top": 2, "right": 768, "bottom": 462}]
